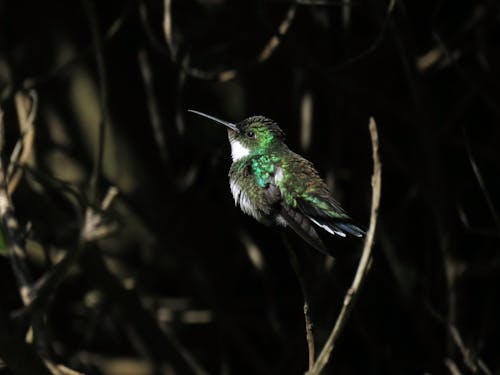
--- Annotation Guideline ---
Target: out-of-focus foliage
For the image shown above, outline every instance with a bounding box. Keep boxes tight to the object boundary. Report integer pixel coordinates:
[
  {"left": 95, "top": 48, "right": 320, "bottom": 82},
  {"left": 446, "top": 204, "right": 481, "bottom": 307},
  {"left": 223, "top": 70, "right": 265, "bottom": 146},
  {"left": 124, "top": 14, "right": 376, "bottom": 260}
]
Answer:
[{"left": 0, "top": 0, "right": 499, "bottom": 374}]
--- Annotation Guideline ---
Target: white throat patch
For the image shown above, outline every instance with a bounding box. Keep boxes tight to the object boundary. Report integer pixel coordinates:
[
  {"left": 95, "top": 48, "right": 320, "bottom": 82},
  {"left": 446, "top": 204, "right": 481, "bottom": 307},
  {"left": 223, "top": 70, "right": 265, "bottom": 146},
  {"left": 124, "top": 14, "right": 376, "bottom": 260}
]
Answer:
[{"left": 230, "top": 140, "right": 250, "bottom": 161}]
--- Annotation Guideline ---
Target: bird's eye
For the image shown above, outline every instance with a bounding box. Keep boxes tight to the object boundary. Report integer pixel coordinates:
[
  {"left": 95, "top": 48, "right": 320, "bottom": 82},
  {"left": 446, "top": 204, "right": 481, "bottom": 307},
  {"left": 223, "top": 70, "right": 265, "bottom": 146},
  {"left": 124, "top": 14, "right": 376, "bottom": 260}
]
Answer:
[{"left": 246, "top": 131, "right": 255, "bottom": 138}]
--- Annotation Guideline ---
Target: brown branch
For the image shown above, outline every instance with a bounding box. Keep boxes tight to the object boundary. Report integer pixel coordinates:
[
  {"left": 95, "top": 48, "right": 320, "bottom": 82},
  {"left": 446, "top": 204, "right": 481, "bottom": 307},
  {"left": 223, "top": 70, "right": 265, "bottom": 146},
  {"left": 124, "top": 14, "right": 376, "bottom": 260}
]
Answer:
[
  {"left": 159, "top": 0, "right": 296, "bottom": 81},
  {"left": 22, "top": 187, "right": 119, "bottom": 313},
  {"left": 17, "top": 2, "right": 129, "bottom": 95},
  {"left": 307, "top": 117, "right": 381, "bottom": 374},
  {"left": 0, "top": 106, "right": 77, "bottom": 375},
  {"left": 79, "top": 246, "right": 211, "bottom": 375},
  {"left": 82, "top": 0, "right": 109, "bottom": 204},
  {"left": 269, "top": 0, "right": 355, "bottom": 5},
  {"left": 463, "top": 127, "right": 500, "bottom": 236},
  {"left": 0, "top": 307, "right": 52, "bottom": 375},
  {"left": 0, "top": 108, "right": 32, "bottom": 300},
  {"left": 138, "top": 49, "right": 169, "bottom": 165},
  {"left": 444, "top": 359, "right": 464, "bottom": 375},
  {"left": 327, "top": 0, "right": 395, "bottom": 73},
  {"left": 8, "top": 90, "right": 37, "bottom": 195},
  {"left": 427, "top": 303, "right": 493, "bottom": 375},
  {"left": 281, "top": 234, "right": 315, "bottom": 371}
]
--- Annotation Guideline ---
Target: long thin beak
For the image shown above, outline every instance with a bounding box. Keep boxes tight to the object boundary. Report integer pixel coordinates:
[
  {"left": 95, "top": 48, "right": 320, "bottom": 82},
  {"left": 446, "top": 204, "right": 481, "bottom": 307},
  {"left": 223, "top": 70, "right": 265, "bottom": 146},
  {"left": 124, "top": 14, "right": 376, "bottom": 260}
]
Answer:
[{"left": 188, "top": 110, "right": 239, "bottom": 133}]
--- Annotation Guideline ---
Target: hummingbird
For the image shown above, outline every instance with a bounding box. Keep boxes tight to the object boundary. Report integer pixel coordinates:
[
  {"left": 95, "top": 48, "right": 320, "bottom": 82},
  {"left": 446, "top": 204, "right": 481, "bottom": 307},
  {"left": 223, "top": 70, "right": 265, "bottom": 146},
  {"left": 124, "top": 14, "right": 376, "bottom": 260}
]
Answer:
[{"left": 188, "top": 110, "right": 364, "bottom": 256}]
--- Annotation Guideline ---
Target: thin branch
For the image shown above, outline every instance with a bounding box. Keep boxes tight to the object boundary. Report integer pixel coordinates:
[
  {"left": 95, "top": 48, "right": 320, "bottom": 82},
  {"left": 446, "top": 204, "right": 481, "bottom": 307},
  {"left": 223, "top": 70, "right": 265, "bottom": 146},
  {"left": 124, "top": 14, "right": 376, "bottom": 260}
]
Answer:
[
  {"left": 281, "top": 234, "right": 315, "bottom": 371},
  {"left": 80, "top": 246, "right": 211, "bottom": 375},
  {"left": 462, "top": 127, "right": 500, "bottom": 236},
  {"left": 307, "top": 117, "right": 381, "bottom": 374},
  {"left": 257, "top": 6, "right": 296, "bottom": 63},
  {"left": 265, "top": 0, "right": 357, "bottom": 5},
  {"left": 444, "top": 358, "right": 463, "bottom": 375},
  {"left": 44, "top": 361, "right": 84, "bottom": 375},
  {"left": 158, "top": 0, "right": 297, "bottom": 81},
  {"left": 326, "top": 0, "right": 395, "bottom": 73},
  {"left": 82, "top": 0, "right": 109, "bottom": 204},
  {"left": 138, "top": 49, "right": 169, "bottom": 165},
  {"left": 0, "top": 106, "right": 80, "bottom": 375},
  {"left": 163, "top": 0, "right": 176, "bottom": 60},
  {"left": 20, "top": 186, "right": 119, "bottom": 314},
  {"left": 427, "top": 303, "right": 493, "bottom": 375},
  {"left": 0, "top": 111, "right": 32, "bottom": 300},
  {"left": 0, "top": 306, "right": 52, "bottom": 375},
  {"left": 8, "top": 90, "right": 37, "bottom": 195},
  {"left": 14, "top": 1, "right": 130, "bottom": 96}
]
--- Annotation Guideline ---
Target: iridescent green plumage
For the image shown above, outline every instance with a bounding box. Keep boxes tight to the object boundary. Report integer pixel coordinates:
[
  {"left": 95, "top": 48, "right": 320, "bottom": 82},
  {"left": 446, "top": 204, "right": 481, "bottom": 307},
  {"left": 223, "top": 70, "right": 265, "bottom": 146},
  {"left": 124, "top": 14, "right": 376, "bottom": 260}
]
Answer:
[{"left": 189, "top": 110, "right": 364, "bottom": 255}]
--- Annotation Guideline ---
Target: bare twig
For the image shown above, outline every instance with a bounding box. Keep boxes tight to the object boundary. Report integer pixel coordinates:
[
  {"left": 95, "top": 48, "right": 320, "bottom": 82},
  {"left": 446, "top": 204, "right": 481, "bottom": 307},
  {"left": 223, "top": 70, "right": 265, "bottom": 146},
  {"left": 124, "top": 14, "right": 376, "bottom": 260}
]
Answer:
[
  {"left": 445, "top": 358, "right": 463, "bottom": 375},
  {"left": 162, "top": 0, "right": 176, "bottom": 60},
  {"left": 342, "top": 0, "right": 351, "bottom": 30},
  {"left": 24, "top": 186, "right": 119, "bottom": 310},
  {"left": 80, "top": 246, "right": 211, "bottom": 375},
  {"left": 0, "top": 107, "right": 32, "bottom": 300},
  {"left": 8, "top": 90, "right": 37, "bottom": 195},
  {"left": 158, "top": 0, "right": 297, "bottom": 81},
  {"left": 0, "top": 306, "right": 52, "bottom": 375},
  {"left": 281, "top": 234, "right": 315, "bottom": 370},
  {"left": 138, "top": 49, "right": 169, "bottom": 165},
  {"left": 82, "top": 0, "right": 109, "bottom": 204},
  {"left": 462, "top": 127, "right": 500, "bottom": 236},
  {"left": 267, "top": 0, "right": 356, "bottom": 5},
  {"left": 449, "top": 325, "right": 492, "bottom": 375},
  {"left": 17, "top": 2, "right": 130, "bottom": 95},
  {"left": 257, "top": 6, "right": 296, "bottom": 63},
  {"left": 327, "top": 0, "right": 395, "bottom": 73},
  {"left": 0, "top": 106, "right": 82, "bottom": 375},
  {"left": 427, "top": 304, "right": 493, "bottom": 375},
  {"left": 307, "top": 117, "right": 381, "bottom": 374},
  {"left": 44, "top": 361, "right": 84, "bottom": 375}
]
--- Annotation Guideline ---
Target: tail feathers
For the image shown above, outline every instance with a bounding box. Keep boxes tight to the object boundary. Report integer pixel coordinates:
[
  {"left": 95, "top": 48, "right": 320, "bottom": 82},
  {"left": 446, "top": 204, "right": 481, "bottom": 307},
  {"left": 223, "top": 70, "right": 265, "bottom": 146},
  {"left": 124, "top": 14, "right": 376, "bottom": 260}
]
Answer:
[
  {"left": 296, "top": 198, "right": 365, "bottom": 238},
  {"left": 309, "top": 218, "right": 365, "bottom": 238},
  {"left": 331, "top": 222, "right": 365, "bottom": 237}
]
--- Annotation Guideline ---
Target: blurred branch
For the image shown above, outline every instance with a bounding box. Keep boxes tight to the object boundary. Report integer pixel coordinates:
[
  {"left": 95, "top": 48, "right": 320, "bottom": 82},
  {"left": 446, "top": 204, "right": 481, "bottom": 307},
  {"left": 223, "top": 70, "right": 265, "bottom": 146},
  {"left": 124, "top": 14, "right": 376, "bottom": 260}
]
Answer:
[
  {"left": 82, "top": 0, "right": 109, "bottom": 204},
  {"left": 162, "top": 0, "right": 176, "bottom": 60},
  {"left": 427, "top": 304, "right": 493, "bottom": 375},
  {"left": 307, "top": 117, "right": 381, "bottom": 374},
  {"left": 0, "top": 108, "right": 32, "bottom": 300},
  {"left": 267, "top": 0, "right": 356, "bottom": 5},
  {"left": 155, "top": 0, "right": 296, "bottom": 81},
  {"left": 7, "top": 91, "right": 37, "bottom": 195},
  {"left": 448, "top": 326, "right": 492, "bottom": 375},
  {"left": 20, "top": 187, "right": 119, "bottom": 316},
  {"left": 80, "top": 246, "right": 210, "bottom": 375},
  {"left": 0, "top": 106, "right": 82, "bottom": 375},
  {"left": 327, "top": 0, "right": 395, "bottom": 73},
  {"left": 138, "top": 49, "right": 169, "bottom": 166},
  {"left": 44, "top": 361, "right": 84, "bottom": 375},
  {"left": 256, "top": 6, "right": 296, "bottom": 63},
  {"left": 462, "top": 127, "right": 500, "bottom": 236},
  {"left": 444, "top": 359, "right": 463, "bottom": 375},
  {"left": 432, "top": 33, "right": 500, "bottom": 119},
  {"left": 14, "top": 1, "right": 131, "bottom": 96},
  {"left": 0, "top": 307, "right": 53, "bottom": 375}
]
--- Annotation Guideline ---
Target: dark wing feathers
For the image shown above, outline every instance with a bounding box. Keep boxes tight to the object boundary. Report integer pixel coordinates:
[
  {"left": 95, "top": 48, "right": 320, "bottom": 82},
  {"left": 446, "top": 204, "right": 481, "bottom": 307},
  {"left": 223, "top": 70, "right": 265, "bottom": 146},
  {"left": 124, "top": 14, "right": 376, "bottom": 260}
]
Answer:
[
  {"left": 246, "top": 152, "right": 363, "bottom": 255},
  {"left": 296, "top": 197, "right": 365, "bottom": 238}
]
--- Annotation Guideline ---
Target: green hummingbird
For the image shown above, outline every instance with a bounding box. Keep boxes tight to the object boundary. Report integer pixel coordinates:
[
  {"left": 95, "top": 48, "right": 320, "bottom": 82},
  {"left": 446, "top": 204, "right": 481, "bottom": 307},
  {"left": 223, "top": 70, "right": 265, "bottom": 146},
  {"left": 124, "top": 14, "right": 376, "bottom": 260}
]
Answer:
[{"left": 189, "top": 110, "right": 364, "bottom": 255}]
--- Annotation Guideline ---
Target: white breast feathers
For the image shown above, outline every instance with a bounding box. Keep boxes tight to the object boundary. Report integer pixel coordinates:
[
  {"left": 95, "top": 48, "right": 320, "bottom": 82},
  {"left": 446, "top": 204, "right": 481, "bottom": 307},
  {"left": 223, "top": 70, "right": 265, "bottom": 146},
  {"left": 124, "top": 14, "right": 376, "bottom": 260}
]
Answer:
[
  {"left": 230, "top": 140, "right": 250, "bottom": 161},
  {"left": 229, "top": 179, "right": 261, "bottom": 220}
]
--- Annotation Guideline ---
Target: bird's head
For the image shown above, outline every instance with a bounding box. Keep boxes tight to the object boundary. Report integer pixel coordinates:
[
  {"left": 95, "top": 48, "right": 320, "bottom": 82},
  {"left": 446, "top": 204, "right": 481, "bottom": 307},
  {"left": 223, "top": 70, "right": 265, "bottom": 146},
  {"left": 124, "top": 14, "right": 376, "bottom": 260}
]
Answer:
[{"left": 188, "top": 110, "right": 286, "bottom": 161}]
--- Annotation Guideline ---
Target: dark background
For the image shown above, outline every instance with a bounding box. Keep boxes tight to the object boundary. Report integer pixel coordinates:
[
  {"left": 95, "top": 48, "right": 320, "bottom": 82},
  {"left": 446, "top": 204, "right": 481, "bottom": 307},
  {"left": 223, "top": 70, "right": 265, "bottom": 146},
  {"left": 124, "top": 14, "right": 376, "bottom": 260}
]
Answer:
[{"left": 0, "top": 0, "right": 499, "bottom": 374}]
